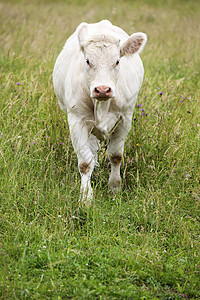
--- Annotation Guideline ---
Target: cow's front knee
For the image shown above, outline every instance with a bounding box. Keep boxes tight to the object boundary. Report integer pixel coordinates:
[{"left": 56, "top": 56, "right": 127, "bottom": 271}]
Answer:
[
  {"left": 110, "top": 153, "right": 122, "bottom": 166},
  {"left": 79, "top": 162, "right": 90, "bottom": 174}
]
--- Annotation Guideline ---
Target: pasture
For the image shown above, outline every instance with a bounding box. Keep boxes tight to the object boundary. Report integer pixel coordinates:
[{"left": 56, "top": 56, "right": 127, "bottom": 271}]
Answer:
[{"left": 0, "top": 0, "right": 200, "bottom": 299}]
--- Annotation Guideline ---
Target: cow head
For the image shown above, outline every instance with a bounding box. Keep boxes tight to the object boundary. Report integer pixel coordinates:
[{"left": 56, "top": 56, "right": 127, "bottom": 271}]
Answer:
[{"left": 78, "top": 24, "right": 147, "bottom": 101}]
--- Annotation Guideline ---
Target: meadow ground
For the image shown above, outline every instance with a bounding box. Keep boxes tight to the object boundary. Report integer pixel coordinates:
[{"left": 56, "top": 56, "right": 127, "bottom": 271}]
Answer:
[{"left": 0, "top": 0, "right": 200, "bottom": 299}]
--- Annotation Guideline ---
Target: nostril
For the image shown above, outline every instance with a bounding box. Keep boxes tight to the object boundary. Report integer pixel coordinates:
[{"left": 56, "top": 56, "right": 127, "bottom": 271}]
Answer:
[
  {"left": 106, "top": 87, "right": 111, "bottom": 94},
  {"left": 94, "top": 87, "right": 100, "bottom": 94}
]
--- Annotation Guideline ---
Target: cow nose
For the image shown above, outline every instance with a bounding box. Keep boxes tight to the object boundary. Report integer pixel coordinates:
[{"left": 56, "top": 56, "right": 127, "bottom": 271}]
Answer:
[{"left": 93, "top": 85, "right": 112, "bottom": 99}]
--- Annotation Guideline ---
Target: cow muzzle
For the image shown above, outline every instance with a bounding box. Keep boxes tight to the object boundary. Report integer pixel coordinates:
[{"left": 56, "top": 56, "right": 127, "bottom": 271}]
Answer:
[{"left": 92, "top": 85, "right": 113, "bottom": 100}]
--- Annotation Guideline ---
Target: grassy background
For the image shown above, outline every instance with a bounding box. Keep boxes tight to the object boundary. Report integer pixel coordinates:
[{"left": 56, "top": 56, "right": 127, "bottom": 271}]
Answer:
[{"left": 0, "top": 0, "right": 200, "bottom": 299}]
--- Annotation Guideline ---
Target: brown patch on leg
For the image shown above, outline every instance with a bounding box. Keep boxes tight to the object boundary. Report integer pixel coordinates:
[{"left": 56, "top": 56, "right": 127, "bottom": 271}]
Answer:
[
  {"left": 110, "top": 153, "right": 122, "bottom": 166},
  {"left": 79, "top": 162, "right": 90, "bottom": 174}
]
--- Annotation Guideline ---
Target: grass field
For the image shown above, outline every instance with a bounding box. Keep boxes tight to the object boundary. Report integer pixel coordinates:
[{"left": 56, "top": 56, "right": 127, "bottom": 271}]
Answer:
[{"left": 0, "top": 0, "right": 200, "bottom": 299}]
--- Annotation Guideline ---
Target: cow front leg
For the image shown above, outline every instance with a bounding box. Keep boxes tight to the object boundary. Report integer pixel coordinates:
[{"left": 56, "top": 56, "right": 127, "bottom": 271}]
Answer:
[
  {"left": 68, "top": 114, "right": 98, "bottom": 203},
  {"left": 78, "top": 156, "right": 96, "bottom": 203},
  {"left": 109, "top": 153, "right": 123, "bottom": 191},
  {"left": 107, "top": 114, "right": 132, "bottom": 192}
]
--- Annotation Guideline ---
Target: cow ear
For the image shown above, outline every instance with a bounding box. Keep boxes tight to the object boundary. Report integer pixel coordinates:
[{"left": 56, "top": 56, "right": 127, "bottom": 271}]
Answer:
[
  {"left": 120, "top": 32, "right": 147, "bottom": 57},
  {"left": 78, "top": 23, "right": 88, "bottom": 53}
]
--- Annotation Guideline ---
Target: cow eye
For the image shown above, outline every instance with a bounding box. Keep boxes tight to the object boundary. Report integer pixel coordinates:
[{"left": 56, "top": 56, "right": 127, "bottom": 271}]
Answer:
[
  {"left": 86, "top": 59, "right": 90, "bottom": 66},
  {"left": 116, "top": 60, "right": 120, "bottom": 66}
]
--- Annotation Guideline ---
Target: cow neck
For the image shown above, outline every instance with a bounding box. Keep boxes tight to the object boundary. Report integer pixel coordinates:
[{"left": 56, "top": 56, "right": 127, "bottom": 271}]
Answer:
[{"left": 94, "top": 99, "right": 111, "bottom": 128}]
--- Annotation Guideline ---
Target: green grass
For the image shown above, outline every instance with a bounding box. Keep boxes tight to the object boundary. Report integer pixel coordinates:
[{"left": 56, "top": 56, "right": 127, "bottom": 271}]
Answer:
[{"left": 0, "top": 0, "right": 200, "bottom": 299}]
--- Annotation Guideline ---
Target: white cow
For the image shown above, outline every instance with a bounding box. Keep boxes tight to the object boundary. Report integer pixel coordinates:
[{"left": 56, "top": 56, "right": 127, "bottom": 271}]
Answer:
[{"left": 53, "top": 20, "right": 147, "bottom": 203}]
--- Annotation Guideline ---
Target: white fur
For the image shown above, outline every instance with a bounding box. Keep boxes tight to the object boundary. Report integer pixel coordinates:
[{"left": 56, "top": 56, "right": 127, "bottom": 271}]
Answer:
[{"left": 53, "top": 20, "right": 147, "bottom": 203}]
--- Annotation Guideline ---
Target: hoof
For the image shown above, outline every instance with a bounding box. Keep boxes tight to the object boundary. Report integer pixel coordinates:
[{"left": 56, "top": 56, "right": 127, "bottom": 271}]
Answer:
[
  {"left": 80, "top": 188, "right": 93, "bottom": 206},
  {"left": 81, "top": 197, "right": 92, "bottom": 207},
  {"left": 109, "top": 178, "right": 121, "bottom": 193}
]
